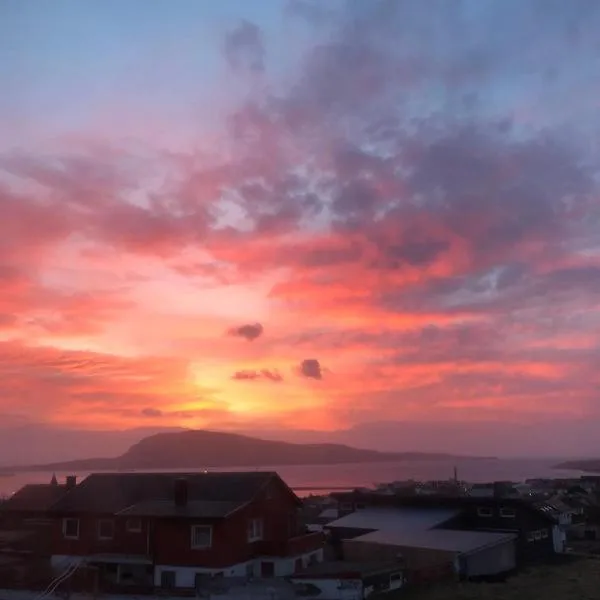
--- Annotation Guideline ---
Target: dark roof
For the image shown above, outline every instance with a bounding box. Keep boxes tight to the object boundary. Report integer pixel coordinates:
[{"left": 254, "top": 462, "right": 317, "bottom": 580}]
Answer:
[
  {"left": 332, "top": 491, "right": 558, "bottom": 523},
  {"left": 117, "top": 500, "right": 241, "bottom": 518},
  {"left": 1, "top": 484, "right": 68, "bottom": 513},
  {"left": 49, "top": 471, "right": 281, "bottom": 515}
]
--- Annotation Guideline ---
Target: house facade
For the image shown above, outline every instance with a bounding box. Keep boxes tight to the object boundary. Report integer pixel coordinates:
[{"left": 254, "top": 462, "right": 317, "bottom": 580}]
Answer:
[{"left": 47, "top": 472, "right": 324, "bottom": 590}]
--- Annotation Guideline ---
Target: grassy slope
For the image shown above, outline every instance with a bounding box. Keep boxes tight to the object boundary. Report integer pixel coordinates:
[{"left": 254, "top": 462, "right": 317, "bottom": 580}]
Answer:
[{"left": 396, "top": 559, "right": 600, "bottom": 600}]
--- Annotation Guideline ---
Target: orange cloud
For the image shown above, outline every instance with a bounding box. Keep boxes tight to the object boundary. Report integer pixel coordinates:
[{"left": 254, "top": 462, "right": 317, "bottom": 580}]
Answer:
[{"left": 1, "top": 0, "right": 600, "bottom": 459}]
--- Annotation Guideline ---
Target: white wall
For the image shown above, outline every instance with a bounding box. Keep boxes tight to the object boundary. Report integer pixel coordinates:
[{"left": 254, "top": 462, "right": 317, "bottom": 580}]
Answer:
[
  {"left": 154, "top": 561, "right": 252, "bottom": 587},
  {"left": 464, "top": 540, "right": 516, "bottom": 577},
  {"left": 552, "top": 525, "right": 566, "bottom": 553},
  {"left": 291, "top": 572, "right": 402, "bottom": 600},
  {"left": 290, "top": 578, "right": 363, "bottom": 600},
  {"left": 155, "top": 548, "right": 325, "bottom": 588}
]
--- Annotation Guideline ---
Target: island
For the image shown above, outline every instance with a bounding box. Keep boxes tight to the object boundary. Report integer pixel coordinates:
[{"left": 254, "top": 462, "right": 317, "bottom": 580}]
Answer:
[
  {"left": 554, "top": 459, "right": 600, "bottom": 473},
  {"left": 13, "top": 429, "right": 486, "bottom": 471}
]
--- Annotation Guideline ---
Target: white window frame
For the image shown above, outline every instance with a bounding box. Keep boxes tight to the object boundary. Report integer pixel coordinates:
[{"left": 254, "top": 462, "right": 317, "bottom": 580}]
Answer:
[
  {"left": 541, "top": 529, "right": 549, "bottom": 539},
  {"left": 191, "top": 525, "right": 212, "bottom": 549},
  {"left": 63, "top": 518, "right": 80, "bottom": 539},
  {"left": 477, "top": 507, "right": 493, "bottom": 518},
  {"left": 527, "top": 532, "right": 535, "bottom": 542},
  {"left": 97, "top": 519, "right": 115, "bottom": 540},
  {"left": 534, "top": 531, "right": 542, "bottom": 540},
  {"left": 126, "top": 518, "right": 142, "bottom": 533},
  {"left": 500, "top": 507, "right": 516, "bottom": 518},
  {"left": 247, "top": 517, "right": 264, "bottom": 542}
]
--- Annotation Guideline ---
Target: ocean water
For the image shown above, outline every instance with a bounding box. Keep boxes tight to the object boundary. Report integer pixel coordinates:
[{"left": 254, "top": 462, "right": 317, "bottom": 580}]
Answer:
[{"left": 0, "top": 458, "right": 583, "bottom": 498}]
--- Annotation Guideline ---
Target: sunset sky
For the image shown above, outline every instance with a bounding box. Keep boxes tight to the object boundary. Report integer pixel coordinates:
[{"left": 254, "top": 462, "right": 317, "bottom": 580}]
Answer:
[{"left": 1, "top": 0, "right": 600, "bottom": 457}]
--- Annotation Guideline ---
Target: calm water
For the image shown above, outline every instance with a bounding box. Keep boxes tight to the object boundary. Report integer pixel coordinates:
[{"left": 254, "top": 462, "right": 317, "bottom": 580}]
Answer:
[{"left": 0, "top": 458, "right": 584, "bottom": 498}]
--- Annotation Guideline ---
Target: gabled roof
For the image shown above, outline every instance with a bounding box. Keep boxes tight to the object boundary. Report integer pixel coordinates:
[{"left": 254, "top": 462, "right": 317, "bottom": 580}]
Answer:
[
  {"left": 117, "top": 500, "right": 241, "bottom": 518},
  {"left": 1, "top": 484, "right": 68, "bottom": 513},
  {"left": 49, "top": 471, "right": 282, "bottom": 516}
]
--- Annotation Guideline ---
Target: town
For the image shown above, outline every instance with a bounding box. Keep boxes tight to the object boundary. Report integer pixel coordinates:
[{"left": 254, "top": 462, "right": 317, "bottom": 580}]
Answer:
[{"left": 0, "top": 470, "right": 599, "bottom": 598}]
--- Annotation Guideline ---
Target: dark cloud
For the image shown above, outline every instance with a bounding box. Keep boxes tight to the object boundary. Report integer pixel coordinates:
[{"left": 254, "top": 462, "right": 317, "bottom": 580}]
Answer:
[
  {"left": 299, "top": 359, "right": 323, "bottom": 380},
  {"left": 141, "top": 407, "right": 163, "bottom": 418},
  {"left": 227, "top": 322, "right": 264, "bottom": 341},
  {"left": 224, "top": 20, "right": 265, "bottom": 73},
  {"left": 231, "top": 369, "right": 283, "bottom": 382}
]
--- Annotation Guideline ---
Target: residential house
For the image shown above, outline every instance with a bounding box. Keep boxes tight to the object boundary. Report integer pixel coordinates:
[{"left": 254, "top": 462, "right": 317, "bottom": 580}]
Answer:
[
  {"left": 0, "top": 475, "right": 72, "bottom": 529},
  {"left": 0, "top": 475, "right": 72, "bottom": 587},
  {"left": 47, "top": 472, "right": 324, "bottom": 590}
]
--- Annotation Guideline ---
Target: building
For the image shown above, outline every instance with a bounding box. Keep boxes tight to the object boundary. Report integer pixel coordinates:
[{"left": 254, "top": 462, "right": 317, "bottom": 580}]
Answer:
[
  {"left": 47, "top": 472, "right": 324, "bottom": 590},
  {"left": 342, "top": 528, "right": 516, "bottom": 580},
  {"left": 0, "top": 475, "right": 72, "bottom": 528},
  {"left": 291, "top": 560, "right": 404, "bottom": 599},
  {"left": 325, "top": 506, "right": 515, "bottom": 580},
  {"left": 0, "top": 475, "right": 72, "bottom": 587},
  {"left": 330, "top": 492, "right": 560, "bottom": 573}
]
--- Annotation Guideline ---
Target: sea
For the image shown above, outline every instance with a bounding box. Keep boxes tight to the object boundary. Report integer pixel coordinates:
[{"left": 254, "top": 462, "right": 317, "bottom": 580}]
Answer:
[{"left": 0, "top": 458, "right": 585, "bottom": 498}]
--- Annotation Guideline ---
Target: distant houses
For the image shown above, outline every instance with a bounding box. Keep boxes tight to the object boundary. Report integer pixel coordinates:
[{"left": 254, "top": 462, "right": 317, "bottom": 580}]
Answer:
[{"left": 0, "top": 472, "right": 599, "bottom": 597}]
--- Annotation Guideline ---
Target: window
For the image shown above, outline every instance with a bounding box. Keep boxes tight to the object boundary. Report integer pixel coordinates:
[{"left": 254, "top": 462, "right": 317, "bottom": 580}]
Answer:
[
  {"left": 161, "top": 570, "right": 176, "bottom": 589},
  {"left": 63, "top": 518, "right": 79, "bottom": 539},
  {"left": 126, "top": 518, "right": 142, "bottom": 533},
  {"left": 247, "top": 518, "right": 264, "bottom": 542},
  {"left": 500, "top": 507, "right": 516, "bottom": 518},
  {"left": 541, "top": 529, "right": 549, "bottom": 539},
  {"left": 477, "top": 507, "right": 493, "bottom": 517},
  {"left": 390, "top": 573, "right": 402, "bottom": 582},
  {"left": 97, "top": 519, "right": 114, "bottom": 540},
  {"left": 191, "top": 525, "right": 212, "bottom": 549},
  {"left": 527, "top": 532, "right": 535, "bottom": 542},
  {"left": 534, "top": 531, "right": 542, "bottom": 540}
]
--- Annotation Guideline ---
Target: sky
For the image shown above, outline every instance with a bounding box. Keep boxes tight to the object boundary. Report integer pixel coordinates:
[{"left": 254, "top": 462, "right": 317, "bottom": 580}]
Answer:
[{"left": 1, "top": 0, "right": 600, "bottom": 458}]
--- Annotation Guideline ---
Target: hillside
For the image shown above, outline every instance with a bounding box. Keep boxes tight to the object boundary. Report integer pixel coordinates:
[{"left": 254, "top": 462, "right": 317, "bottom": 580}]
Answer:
[
  {"left": 22, "top": 429, "right": 468, "bottom": 471},
  {"left": 554, "top": 459, "right": 600, "bottom": 472}
]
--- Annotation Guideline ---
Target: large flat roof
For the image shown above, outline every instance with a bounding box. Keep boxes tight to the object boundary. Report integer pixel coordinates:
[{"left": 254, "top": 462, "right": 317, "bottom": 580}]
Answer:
[
  {"left": 326, "top": 507, "right": 459, "bottom": 532},
  {"left": 348, "top": 528, "right": 517, "bottom": 554}
]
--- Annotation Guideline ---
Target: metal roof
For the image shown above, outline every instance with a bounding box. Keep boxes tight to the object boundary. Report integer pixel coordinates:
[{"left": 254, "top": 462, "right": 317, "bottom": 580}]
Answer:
[
  {"left": 49, "top": 471, "right": 278, "bottom": 515},
  {"left": 326, "top": 507, "right": 459, "bottom": 532},
  {"left": 117, "top": 499, "right": 241, "bottom": 518},
  {"left": 1, "top": 484, "right": 68, "bottom": 513},
  {"left": 349, "top": 529, "right": 517, "bottom": 555}
]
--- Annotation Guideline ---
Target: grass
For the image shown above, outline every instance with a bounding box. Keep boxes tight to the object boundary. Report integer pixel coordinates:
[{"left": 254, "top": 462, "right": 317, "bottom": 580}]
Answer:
[{"left": 398, "top": 558, "right": 600, "bottom": 600}]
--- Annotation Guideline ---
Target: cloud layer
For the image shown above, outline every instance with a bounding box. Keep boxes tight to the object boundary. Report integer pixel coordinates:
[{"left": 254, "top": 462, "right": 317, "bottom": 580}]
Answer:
[{"left": 1, "top": 0, "right": 600, "bottom": 454}]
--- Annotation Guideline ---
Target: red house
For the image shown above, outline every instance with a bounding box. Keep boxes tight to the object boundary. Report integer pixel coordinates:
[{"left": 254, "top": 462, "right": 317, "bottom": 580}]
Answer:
[{"left": 48, "top": 472, "right": 324, "bottom": 589}]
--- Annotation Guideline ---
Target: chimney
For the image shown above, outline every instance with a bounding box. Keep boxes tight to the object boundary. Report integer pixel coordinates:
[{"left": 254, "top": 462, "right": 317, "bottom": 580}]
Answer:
[
  {"left": 174, "top": 478, "right": 188, "bottom": 507},
  {"left": 66, "top": 475, "right": 77, "bottom": 490}
]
